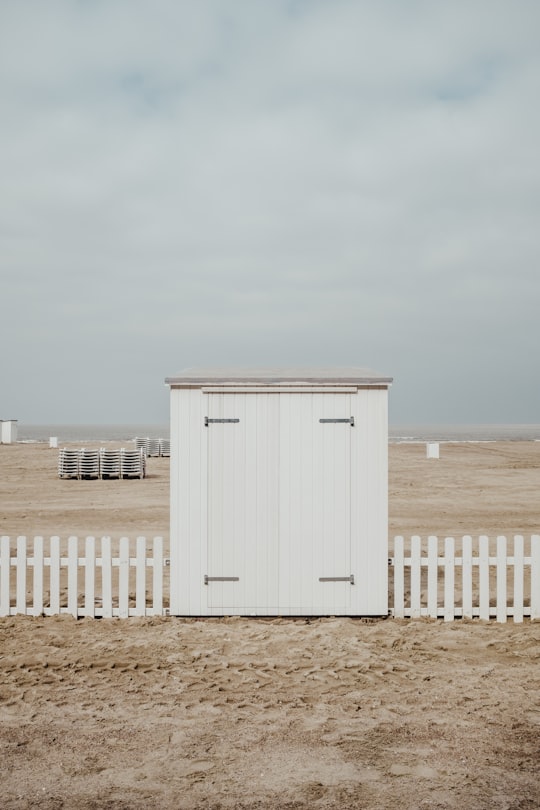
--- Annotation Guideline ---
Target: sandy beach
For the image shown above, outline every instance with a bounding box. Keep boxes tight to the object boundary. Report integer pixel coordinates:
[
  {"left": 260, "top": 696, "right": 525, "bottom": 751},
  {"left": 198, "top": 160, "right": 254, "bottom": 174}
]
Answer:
[{"left": 1, "top": 440, "right": 539, "bottom": 808}]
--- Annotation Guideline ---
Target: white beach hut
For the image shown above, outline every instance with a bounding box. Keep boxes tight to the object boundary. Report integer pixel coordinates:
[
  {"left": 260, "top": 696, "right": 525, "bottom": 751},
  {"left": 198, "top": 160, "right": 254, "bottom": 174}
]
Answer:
[
  {"left": 165, "top": 367, "right": 393, "bottom": 616},
  {"left": 1, "top": 420, "right": 18, "bottom": 444}
]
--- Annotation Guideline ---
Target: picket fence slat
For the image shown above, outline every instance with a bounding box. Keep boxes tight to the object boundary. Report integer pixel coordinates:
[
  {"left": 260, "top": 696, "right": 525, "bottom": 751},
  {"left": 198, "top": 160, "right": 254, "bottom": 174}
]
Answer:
[
  {"left": 393, "top": 536, "right": 404, "bottom": 619},
  {"left": 1, "top": 537, "right": 10, "bottom": 615},
  {"left": 85, "top": 537, "right": 95, "bottom": 619},
  {"left": 532, "top": 536, "right": 540, "bottom": 621},
  {"left": 16, "top": 537, "right": 26, "bottom": 614},
  {"left": 514, "top": 535, "right": 524, "bottom": 624},
  {"left": 50, "top": 537, "right": 60, "bottom": 615},
  {"left": 479, "top": 535, "right": 489, "bottom": 621},
  {"left": 102, "top": 536, "right": 113, "bottom": 618},
  {"left": 462, "top": 535, "right": 473, "bottom": 619},
  {"left": 119, "top": 537, "right": 129, "bottom": 619},
  {"left": 0, "top": 535, "right": 538, "bottom": 621},
  {"left": 68, "top": 537, "right": 78, "bottom": 618},
  {"left": 34, "top": 536, "right": 44, "bottom": 616},
  {"left": 427, "top": 536, "right": 438, "bottom": 618},
  {"left": 444, "top": 537, "right": 455, "bottom": 622},
  {"left": 410, "top": 536, "right": 421, "bottom": 618}
]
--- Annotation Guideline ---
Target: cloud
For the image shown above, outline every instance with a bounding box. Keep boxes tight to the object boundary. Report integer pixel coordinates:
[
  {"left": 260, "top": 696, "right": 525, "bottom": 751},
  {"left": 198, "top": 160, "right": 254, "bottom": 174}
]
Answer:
[{"left": 1, "top": 1, "right": 539, "bottom": 423}]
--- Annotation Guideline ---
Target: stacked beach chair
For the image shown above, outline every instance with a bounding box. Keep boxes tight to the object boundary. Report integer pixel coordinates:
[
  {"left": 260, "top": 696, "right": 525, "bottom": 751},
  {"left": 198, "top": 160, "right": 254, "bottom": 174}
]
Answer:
[
  {"left": 120, "top": 448, "right": 146, "bottom": 479},
  {"left": 135, "top": 437, "right": 150, "bottom": 456},
  {"left": 58, "top": 448, "right": 80, "bottom": 479},
  {"left": 57, "top": 448, "right": 146, "bottom": 479},
  {"left": 100, "top": 448, "right": 122, "bottom": 479},
  {"left": 134, "top": 437, "right": 170, "bottom": 457},
  {"left": 79, "top": 448, "right": 100, "bottom": 479}
]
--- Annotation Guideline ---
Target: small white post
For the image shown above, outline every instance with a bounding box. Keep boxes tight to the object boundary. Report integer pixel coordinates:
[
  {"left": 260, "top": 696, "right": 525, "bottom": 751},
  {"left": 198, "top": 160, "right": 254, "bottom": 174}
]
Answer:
[
  {"left": 49, "top": 437, "right": 58, "bottom": 448},
  {"left": 426, "top": 442, "right": 439, "bottom": 459}
]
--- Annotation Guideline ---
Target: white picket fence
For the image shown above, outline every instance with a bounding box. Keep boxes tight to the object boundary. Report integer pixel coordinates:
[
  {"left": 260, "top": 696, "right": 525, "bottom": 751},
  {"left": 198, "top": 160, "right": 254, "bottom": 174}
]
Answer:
[
  {"left": 0, "top": 534, "right": 539, "bottom": 621},
  {"left": 390, "top": 535, "right": 540, "bottom": 622},
  {"left": 0, "top": 536, "right": 167, "bottom": 618}
]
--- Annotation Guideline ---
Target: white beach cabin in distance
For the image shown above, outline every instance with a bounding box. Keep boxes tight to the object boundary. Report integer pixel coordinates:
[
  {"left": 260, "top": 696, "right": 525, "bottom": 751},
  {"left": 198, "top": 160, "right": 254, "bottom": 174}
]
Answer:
[{"left": 165, "top": 367, "right": 393, "bottom": 617}]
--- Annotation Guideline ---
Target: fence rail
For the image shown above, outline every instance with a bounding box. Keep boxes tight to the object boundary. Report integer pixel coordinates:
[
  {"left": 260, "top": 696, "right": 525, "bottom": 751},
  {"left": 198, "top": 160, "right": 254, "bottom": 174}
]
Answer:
[{"left": 1, "top": 535, "right": 539, "bottom": 621}]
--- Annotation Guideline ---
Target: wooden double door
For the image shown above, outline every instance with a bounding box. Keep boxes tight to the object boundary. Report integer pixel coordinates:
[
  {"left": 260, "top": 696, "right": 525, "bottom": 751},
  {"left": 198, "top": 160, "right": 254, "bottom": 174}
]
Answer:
[{"left": 205, "top": 392, "right": 356, "bottom": 613}]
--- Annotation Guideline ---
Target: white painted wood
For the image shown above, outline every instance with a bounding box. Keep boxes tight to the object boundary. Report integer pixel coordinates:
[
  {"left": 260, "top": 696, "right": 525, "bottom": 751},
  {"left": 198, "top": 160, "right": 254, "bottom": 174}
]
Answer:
[
  {"left": 168, "top": 369, "right": 391, "bottom": 616},
  {"left": 351, "top": 388, "right": 388, "bottom": 615},
  {"left": 16, "top": 536, "right": 27, "bottom": 614},
  {"left": 33, "top": 536, "right": 44, "bottom": 616},
  {"left": 279, "top": 393, "right": 352, "bottom": 614},
  {"left": 1, "top": 536, "right": 10, "bottom": 616},
  {"left": 170, "top": 387, "right": 208, "bottom": 615},
  {"left": 85, "top": 537, "right": 95, "bottom": 618},
  {"left": 513, "top": 535, "right": 524, "bottom": 623},
  {"left": 1, "top": 533, "right": 537, "bottom": 621},
  {"left": 427, "top": 536, "right": 438, "bottom": 617},
  {"left": 202, "top": 386, "right": 358, "bottom": 394},
  {"left": 478, "top": 535, "right": 490, "bottom": 620},
  {"left": 118, "top": 537, "right": 130, "bottom": 618},
  {"left": 531, "top": 535, "right": 540, "bottom": 621},
  {"left": 462, "top": 536, "right": 473, "bottom": 619},
  {"left": 444, "top": 537, "right": 455, "bottom": 622},
  {"left": 50, "top": 536, "right": 60, "bottom": 614},
  {"left": 426, "top": 442, "right": 439, "bottom": 458},
  {"left": 153, "top": 537, "right": 163, "bottom": 615},
  {"left": 393, "top": 537, "right": 404, "bottom": 618},
  {"left": 496, "top": 536, "right": 507, "bottom": 623},
  {"left": 67, "top": 536, "right": 78, "bottom": 618},
  {"left": 206, "top": 392, "right": 280, "bottom": 611},
  {"left": 101, "top": 536, "right": 113, "bottom": 618},
  {"left": 136, "top": 536, "right": 146, "bottom": 616},
  {"left": 410, "top": 536, "right": 421, "bottom": 618}
]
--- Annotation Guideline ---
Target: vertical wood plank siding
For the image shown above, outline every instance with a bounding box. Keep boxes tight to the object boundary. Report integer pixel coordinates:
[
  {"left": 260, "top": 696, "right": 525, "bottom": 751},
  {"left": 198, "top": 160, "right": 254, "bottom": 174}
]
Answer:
[{"left": 169, "top": 386, "right": 391, "bottom": 616}]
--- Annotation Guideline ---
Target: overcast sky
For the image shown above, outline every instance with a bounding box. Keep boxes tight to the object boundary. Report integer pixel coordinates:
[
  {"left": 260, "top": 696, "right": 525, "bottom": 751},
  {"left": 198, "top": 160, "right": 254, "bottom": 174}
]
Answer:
[{"left": 1, "top": 1, "right": 539, "bottom": 425}]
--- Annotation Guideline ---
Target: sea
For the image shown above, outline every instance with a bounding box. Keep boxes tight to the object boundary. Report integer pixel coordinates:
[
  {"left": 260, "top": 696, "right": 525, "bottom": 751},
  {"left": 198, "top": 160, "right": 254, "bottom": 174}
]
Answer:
[{"left": 13, "top": 423, "right": 540, "bottom": 444}]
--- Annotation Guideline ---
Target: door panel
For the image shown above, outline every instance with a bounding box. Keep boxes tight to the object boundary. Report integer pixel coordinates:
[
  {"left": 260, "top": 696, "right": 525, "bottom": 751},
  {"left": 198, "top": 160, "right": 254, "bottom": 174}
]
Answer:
[
  {"left": 206, "top": 392, "right": 353, "bottom": 613},
  {"left": 279, "top": 394, "right": 352, "bottom": 611},
  {"left": 206, "top": 393, "right": 279, "bottom": 609}
]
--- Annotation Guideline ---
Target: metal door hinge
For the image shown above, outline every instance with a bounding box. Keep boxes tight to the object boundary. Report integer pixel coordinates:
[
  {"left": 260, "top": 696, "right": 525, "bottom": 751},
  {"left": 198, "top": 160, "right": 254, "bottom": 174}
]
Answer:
[
  {"left": 204, "top": 417, "right": 240, "bottom": 426},
  {"left": 319, "top": 574, "right": 355, "bottom": 584},
  {"left": 204, "top": 575, "right": 240, "bottom": 585},
  {"left": 319, "top": 417, "right": 354, "bottom": 426}
]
